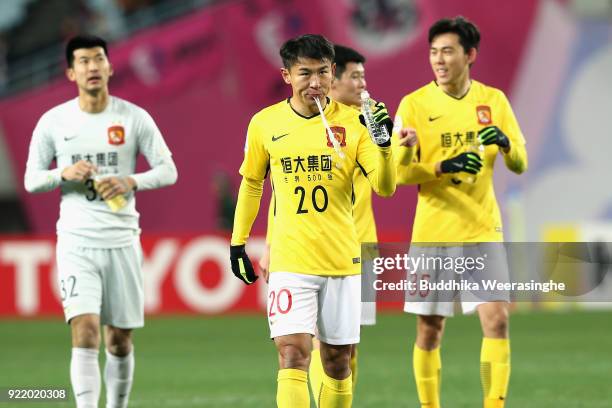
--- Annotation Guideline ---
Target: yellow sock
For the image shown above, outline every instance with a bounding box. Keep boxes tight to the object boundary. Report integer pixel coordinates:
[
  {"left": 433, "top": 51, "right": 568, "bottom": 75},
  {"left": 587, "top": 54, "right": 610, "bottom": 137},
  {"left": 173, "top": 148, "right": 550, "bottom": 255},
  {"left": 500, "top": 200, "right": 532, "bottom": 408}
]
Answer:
[
  {"left": 413, "top": 344, "right": 441, "bottom": 408},
  {"left": 481, "top": 338, "right": 510, "bottom": 408},
  {"left": 309, "top": 349, "right": 324, "bottom": 407},
  {"left": 350, "top": 348, "right": 358, "bottom": 393},
  {"left": 277, "top": 368, "right": 309, "bottom": 408},
  {"left": 318, "top": 372, "right": 352, "bottom": 408}
]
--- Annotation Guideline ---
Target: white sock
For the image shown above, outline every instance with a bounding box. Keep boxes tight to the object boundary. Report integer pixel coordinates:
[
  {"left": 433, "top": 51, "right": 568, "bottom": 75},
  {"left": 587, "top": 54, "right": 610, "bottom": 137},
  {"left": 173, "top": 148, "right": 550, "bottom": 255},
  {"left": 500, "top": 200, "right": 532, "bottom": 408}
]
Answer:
[
  {"left": 104, "top": 348, "right": 134, "bottom": 408},
  {"left": 71, "top": 347, "right": 101, "bottom": 408}
]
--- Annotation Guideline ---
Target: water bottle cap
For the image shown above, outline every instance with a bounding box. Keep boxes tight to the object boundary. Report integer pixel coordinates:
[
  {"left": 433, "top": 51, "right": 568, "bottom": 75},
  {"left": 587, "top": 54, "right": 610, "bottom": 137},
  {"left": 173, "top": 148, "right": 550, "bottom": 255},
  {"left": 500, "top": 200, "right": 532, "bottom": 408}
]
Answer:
[{"left": 360, "top": 90, "right": 370, "bottom": 101}]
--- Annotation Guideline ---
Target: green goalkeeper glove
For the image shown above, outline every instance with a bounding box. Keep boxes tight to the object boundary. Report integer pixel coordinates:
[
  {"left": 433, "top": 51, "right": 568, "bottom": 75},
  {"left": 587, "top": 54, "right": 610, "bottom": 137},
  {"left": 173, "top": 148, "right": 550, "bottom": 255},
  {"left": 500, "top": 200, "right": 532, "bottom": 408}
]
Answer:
[
  {"left": 230, "top": 245, "right": 258, "bottom": 285},
  {"left": 359, "top": 99, "right": 393, "bottom": 147},
  {"left": 478, "top": 126, "right": 510, "bottom": 149},
  {"left": 371, "top": 100, "right": 394, "bottom": 136},
  {"left": 440, "top": 152, "right": 483, "bottom": 175}
]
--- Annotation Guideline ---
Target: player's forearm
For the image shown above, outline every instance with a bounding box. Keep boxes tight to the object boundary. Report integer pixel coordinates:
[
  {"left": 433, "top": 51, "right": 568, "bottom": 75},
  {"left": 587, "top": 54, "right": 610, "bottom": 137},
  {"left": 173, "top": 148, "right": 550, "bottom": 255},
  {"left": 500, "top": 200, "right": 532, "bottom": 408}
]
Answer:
[
  {"left": 24, "top": 167, "right": 63, "bottom": 193},
  {"left": 369, "top": 147, "right": 396, "bottom": 197},
  {"left": 502, "top": 142, "right": 528, "bottom": 174},
  {"left": 231, "top": 177, "right": 264, "bottom": 245},
  {"left": 24, "top": 132, "right": 60, "bottom": 193},
  {"left": 130, "top": 159, "right": 178, "bottom": 191},
  {"left": 265, "top": 197, "right": 274, "bottom": 244},
  {"left": 395, "top": 145, "right": 416, "bottom": 167},
  {"left": 396, "top": 162, "right": 438, "bottom": 185},
  {"left": 393, "top": 145, "right": 417, "bottom": 187}
]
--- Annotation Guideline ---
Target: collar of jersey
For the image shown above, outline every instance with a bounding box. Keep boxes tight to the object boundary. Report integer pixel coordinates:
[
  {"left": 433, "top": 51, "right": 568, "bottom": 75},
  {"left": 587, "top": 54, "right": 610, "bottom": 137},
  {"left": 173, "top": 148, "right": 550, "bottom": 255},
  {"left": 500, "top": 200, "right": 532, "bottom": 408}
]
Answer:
[
  {"left": 286, "top": 97, "right": 331, "bottom": 119},
  {"left": 74, "top": 95, "right": 114, "bottom": 114},
  {"left": 433, "top": 80, "right": 473, "bottom": 100}
]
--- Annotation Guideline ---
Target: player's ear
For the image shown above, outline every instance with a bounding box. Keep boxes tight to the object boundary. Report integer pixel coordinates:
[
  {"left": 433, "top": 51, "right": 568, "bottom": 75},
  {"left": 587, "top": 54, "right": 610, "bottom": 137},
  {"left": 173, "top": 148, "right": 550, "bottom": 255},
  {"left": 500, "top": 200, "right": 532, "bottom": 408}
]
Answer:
[
  {"left": 330, "top": 62, "right": 336, "bottom": 78},
  {"left": 66, "top": 67, "right": 76, "bottom": 82},
  {"left": 108, "top": 62, "right": 114, "bottom": 77},
  {"left": 467, "top": 47, "right": 478, "bottom": 66},
  {"left": 280, "top": 67, "right": 291, "bottom": 84},
  {"left": 331, "top": 76, "right": 340, "bottom": 91}
]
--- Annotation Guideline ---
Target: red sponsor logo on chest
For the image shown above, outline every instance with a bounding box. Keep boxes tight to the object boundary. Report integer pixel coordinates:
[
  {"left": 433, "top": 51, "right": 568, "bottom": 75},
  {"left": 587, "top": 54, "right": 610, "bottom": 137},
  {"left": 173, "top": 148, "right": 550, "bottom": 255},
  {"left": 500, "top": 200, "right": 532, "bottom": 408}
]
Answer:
[
  {"left": 326, "top": 126, "right": 347, "bottom": 147},
  {"left": 108, "top": 126, "right": 125, "bottom": 145},
  {"left": 476, "top": 105, "right": 492, "bottom": 125}
]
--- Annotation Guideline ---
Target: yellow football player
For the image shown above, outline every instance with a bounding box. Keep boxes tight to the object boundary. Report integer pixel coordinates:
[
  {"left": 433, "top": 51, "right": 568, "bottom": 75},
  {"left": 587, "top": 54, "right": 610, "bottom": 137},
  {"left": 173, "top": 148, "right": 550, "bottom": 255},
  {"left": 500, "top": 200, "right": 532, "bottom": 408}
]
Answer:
[
  {"left": 230, "top": 34, "right": 398, "bottom": 408},
  {"left": 393, "top": 16, "right": 527, "bottom": 408}
]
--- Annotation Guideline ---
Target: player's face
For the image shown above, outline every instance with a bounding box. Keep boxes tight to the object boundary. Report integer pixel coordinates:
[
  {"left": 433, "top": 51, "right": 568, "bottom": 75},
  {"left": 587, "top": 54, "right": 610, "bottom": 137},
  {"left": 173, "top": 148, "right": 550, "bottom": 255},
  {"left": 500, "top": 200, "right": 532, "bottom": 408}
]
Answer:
[
  {"left": 429, "top": 33, "right": 476, "bottom": 87},
  {"left": 331, "top": 62, "right": 366, "bottom": 107},
  {"left": 281, "top": 57, "right": 335, "bottom": 115},
  {"left": 66, "top": 47, "right": 113, "bottom": 94}
]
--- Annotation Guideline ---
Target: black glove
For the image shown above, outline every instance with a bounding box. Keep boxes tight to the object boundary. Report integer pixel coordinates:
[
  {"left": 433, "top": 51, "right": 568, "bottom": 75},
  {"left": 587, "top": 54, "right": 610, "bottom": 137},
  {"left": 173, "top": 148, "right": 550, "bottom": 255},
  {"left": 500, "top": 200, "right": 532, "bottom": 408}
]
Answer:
[
  {"left": 478, "top": 126, "right": 510, "bottom": 149},
  {"left": 230, "top": 245, "right": 258, "bottom": 285},
  {"left": 441, "top": 152, "right": 483, "bottom": 175}
]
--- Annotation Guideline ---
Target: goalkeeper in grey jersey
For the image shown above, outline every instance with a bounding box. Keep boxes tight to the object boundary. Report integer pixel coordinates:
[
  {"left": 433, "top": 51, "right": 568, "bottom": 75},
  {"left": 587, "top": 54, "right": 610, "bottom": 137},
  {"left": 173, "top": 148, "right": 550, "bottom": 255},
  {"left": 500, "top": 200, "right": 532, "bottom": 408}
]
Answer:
[{"left": 24, "top": 35, "right": 177, "bottom": 408}]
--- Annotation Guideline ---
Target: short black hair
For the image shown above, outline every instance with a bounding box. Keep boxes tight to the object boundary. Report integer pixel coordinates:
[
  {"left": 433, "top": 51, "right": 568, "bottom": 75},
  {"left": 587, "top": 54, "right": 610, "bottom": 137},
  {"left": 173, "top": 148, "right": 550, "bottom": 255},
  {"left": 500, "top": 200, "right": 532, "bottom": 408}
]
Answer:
[
  {"left": 279, "top": 34, "right": 335, "bottom": 69},
  {"left": 333, "top": 45, "right": 366, "bottom": 79},
  {"left": 66, "top": 35, "right": 109, "bottom": 67},
  {"left": 428, "top": 16, "right": 480, "bottom": 53}
]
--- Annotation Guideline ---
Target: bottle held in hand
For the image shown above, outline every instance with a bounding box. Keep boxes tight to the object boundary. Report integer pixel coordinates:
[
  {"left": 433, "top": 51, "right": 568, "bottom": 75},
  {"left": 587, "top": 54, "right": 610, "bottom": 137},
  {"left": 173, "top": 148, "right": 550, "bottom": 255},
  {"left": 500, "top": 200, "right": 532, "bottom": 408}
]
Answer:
[
  {"left": 93, "top": 172, "right": 127, "bottom": 212},
  {"left": 360, "top": 90, "right": 390, "bottom": 146},
  {"left": 461, "top": 137, "right": 485, "bottom": 184}
]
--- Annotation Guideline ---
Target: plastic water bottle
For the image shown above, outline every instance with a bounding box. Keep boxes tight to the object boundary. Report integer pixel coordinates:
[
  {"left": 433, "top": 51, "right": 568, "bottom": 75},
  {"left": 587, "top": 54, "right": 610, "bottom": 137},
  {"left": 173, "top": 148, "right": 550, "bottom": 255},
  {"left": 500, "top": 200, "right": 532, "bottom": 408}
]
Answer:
[
  {"left": 462, "top": 138, "right": 485, "bottom": 184},
  {"left": 93, "top": 172, "right": 127, "bottom": 212},
  {"left": 360, "top": 90, "right": 390, "bottom": 146}
]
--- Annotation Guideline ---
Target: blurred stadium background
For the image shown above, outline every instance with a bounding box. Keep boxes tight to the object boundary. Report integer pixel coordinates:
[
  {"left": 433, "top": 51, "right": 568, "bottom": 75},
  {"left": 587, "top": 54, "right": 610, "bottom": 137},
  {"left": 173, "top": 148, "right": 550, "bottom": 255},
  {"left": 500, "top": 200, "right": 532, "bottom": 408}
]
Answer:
[{"left": 0, "top": 0, "right": 611, "bottom": 407}]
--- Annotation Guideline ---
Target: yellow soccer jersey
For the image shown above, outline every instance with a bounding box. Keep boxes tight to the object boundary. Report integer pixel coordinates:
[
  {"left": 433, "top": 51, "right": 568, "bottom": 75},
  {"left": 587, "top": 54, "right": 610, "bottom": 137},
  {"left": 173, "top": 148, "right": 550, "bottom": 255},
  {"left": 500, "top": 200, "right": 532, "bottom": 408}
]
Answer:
[
  {"left": 352, "top": 167, "right": 377, "bottom": 243},
  {"left": 393, "top": 81, "right": 527, "bottom": 243},
  {"left": 347, "top": 104, "right": 378, "bottom": 244},
  {"left": 266, "top": 107, "right": 378, "bottom": 246},
  {"left": 264, "top": 137, "right": 377, "bottom": 249},
  {"left": 266, "top": 168, "right": 377, "bottom": 244},
  {"left": 239, "top": 98, "right": 394, "bottom": 276}
]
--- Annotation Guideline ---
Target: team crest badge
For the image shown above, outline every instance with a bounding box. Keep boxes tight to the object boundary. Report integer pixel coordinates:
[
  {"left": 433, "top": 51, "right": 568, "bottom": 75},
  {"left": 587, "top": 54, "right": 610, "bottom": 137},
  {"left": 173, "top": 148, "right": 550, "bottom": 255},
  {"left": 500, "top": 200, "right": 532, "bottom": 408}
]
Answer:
[
  {"left": 326, "top": 126, "right": 347, "bottom": 147},
  {"left": 108, "top": 126, "right": 125, "bottom": 145},
  {"left": 476, "top": 105, "right": 492, "bottom": 125}
]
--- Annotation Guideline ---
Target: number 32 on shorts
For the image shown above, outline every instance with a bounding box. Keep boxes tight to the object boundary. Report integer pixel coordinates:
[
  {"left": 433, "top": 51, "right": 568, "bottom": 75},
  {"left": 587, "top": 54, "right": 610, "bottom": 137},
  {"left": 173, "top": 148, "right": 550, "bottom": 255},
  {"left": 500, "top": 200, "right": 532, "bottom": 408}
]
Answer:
[
  {"left": 60, "top": 275, "right": 78, "bottom": 301},
  {"left": 268, "top": 288, "right": 293, "bottom": 317}
]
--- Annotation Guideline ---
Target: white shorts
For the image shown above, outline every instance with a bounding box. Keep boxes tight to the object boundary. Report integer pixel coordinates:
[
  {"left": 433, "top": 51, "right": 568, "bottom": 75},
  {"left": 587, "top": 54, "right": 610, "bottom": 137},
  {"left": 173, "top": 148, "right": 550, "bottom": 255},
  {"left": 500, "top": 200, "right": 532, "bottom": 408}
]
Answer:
[
  {"left": 360, "top": 260, "right": 377, "bottom": 325},
  {"left": 56, "top": 239, "right": 144, "bottom": 328},
  {"left": 360, "top": 301, "right": 376, "bottom": 326},
  {"left": 404, "top": 243, "right": 510, "bottom": 317},
  {"left": 267, "top": 272, "right": 361, "bottom": 345},
  {"left": 360, "top": 245, "right": 378, "bottom": 325}
]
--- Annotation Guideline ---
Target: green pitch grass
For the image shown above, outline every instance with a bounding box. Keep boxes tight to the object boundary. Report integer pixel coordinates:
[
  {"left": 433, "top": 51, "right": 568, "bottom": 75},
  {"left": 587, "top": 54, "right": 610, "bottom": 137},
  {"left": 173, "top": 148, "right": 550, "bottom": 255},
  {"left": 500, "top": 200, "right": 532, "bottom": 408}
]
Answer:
[{"left": 1, "top": 309, "right": 610, "bottom": 407}]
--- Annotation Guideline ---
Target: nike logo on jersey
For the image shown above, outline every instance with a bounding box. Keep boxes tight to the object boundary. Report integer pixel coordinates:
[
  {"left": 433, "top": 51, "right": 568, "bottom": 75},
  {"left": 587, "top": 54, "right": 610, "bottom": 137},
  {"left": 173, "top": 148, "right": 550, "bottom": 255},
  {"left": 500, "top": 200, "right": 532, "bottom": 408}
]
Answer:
[
  {"left": 428, "top": 115, "right": 442, "bottom": 122},
  {"left": 272, "top": 133, "right": 289, "bottom": 142},
  {"left": 451, "top": 178, "right": 462, "bottom": 185},
  {"left": 76, "top": 390, "right": 92, "bottom": 397},
  {"left": 64, "top": 135, "right": 78, "bottom": 141}
]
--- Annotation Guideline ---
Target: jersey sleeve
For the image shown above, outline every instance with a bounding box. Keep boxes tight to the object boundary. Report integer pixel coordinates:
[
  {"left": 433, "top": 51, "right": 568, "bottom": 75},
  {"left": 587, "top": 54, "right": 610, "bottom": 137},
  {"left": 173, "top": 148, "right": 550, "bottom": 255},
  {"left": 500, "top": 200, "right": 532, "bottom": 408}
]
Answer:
[
  {"left": 393, "top": 96, "right": 438, "bottom": 185},
  {"left": 24, "top": 113, "right": 63, "bottom": 193},
  {"left": 498, "top": 92, "right": 528, "bottom": 174},
  {"left": 230, "top": 176, "right": 264, "bottom": 245},
  {"left": 231, "top": 115, "right": 269, "bottom": 245},
  {"left": 239, "top": 115, "right": 269, "bottom": 181},
  {"left": 265, "top": 187, "right": 274, "bottom": 245},
  {"left": 130, "top": 109, "right": 178, "bottom": 190},
  {"left": 356, "top": 126, "right": 396, "bottom": 197}
]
